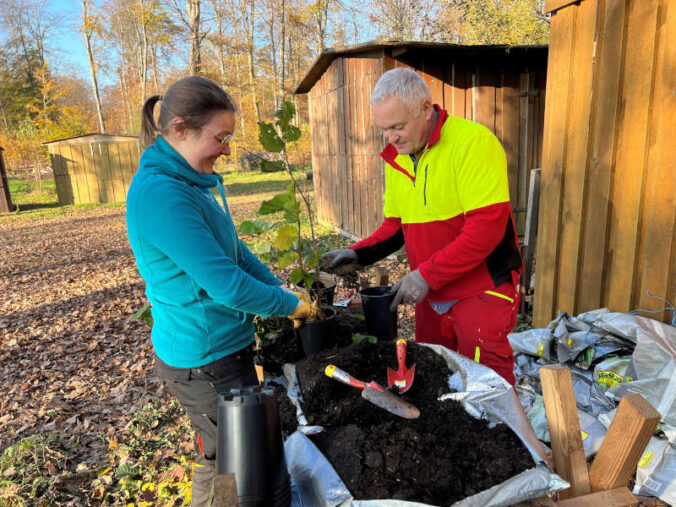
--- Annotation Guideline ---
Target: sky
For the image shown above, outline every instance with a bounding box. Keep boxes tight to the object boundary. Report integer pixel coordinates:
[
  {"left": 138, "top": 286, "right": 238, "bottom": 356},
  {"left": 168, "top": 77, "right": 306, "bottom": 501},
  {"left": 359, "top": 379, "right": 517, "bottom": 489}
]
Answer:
[{"left": 46, "top": 0, "right": 114, "bottom": 85}]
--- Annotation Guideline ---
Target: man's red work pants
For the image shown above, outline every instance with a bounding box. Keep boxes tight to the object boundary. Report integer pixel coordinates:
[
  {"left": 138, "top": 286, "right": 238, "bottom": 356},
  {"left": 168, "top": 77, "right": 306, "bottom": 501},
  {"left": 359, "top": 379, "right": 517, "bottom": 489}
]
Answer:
[{"left": 415, "top": 279, "right": 519, "bottom": 385}]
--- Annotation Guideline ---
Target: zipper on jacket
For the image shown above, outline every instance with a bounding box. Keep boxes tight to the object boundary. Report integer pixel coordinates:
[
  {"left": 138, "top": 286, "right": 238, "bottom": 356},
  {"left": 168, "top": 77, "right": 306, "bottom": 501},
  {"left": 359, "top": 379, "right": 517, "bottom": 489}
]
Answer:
[{"left": 423, "top": 164, "right": 429, "bottom": 205}]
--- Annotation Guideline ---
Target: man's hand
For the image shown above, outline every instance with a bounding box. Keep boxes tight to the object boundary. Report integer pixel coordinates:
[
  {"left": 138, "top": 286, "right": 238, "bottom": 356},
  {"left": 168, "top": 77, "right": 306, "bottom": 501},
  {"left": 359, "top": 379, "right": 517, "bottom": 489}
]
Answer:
[
  {"left": 319, "top": 249, "right": 358, "bottom": 273},
  {"left": 389, "top": 270, "right": 430, "bottom": 311}
]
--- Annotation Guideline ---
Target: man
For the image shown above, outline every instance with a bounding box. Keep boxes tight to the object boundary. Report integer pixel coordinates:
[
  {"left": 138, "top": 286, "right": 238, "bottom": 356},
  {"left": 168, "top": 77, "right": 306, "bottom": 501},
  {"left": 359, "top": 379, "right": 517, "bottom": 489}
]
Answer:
[{"left": 321, "top": 68, "right": 522, "bottom": 385}]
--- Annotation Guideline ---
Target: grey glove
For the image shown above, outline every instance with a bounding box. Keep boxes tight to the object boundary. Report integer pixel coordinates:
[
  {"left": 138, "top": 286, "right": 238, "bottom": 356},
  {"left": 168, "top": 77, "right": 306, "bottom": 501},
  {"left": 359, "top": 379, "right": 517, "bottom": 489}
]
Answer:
[
  {"left": 389, "top": 269, "right": 430, "bottom": 310},
  {"left": 320, "top": 249, "right": 358, "bottom": 271}
]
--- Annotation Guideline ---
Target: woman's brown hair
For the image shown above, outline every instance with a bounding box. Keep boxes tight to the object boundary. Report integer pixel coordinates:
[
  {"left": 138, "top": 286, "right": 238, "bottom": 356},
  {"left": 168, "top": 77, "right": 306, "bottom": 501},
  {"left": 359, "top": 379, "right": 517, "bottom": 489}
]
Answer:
[{"left": 140, "top": 76, "right": 237, "bottom": 148}]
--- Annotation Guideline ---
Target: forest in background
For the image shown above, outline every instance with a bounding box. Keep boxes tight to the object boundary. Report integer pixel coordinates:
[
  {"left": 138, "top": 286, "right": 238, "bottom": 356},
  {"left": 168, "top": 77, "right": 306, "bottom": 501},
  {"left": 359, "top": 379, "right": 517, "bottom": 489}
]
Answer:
[{"left": 0, "top": 0, "right": 549, "bottom": 185}]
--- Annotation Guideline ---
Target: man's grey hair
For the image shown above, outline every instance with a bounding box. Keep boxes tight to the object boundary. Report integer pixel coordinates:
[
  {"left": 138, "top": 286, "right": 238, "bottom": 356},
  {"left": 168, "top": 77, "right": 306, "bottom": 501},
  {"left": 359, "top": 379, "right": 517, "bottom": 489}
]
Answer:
[{"left": 371, "top": 68, "right": 432, "bottom": 117}]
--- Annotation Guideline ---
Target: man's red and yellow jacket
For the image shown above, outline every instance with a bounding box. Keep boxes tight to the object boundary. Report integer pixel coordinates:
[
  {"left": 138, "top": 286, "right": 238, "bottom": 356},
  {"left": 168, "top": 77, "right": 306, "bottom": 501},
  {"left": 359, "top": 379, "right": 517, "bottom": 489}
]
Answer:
[{"left": 351, "top": 106, "right": 522, "bottom": 302}]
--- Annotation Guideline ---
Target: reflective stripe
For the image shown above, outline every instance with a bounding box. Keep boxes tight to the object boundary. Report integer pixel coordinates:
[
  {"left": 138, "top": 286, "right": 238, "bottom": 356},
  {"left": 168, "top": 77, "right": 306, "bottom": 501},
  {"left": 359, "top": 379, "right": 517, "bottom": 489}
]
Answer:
[
  {"left": 484, "top": 290, "right": 514, "bottom": 303},
  {"left": 474, "top": 346, "right": 480, "bottom": 363}
]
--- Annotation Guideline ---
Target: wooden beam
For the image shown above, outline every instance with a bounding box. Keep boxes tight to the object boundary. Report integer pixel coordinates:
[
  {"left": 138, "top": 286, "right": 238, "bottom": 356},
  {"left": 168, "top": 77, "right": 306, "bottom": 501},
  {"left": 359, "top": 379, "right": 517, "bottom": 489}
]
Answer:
[
  {"left": 213, "top": 474, "right": 239, "bottom": 507},
  {"left": 545, "top": 0, "right": 580, "bottom": 14},
  {"left": 556, "top": 487, "right": 637, "bottom": 506},
  {"left": 588, "top": 394, "right": 661, "bottom": 491},
  {"left": 540, "top": 365, "right": 591, "bottom": 499}
]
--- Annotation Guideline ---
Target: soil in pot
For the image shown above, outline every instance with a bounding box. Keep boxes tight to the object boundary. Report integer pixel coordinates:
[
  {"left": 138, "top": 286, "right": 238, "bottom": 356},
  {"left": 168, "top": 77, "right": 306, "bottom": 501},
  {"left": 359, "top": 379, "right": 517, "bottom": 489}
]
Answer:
[
  {"left": 296, "top": 272, "right": 337, "bottom": 306},
  {"left": 257, "top": 310, "right": 367, "bottom": 375},
  {"left": 295, "top": 341, "right": 534, "bottom": 506}
]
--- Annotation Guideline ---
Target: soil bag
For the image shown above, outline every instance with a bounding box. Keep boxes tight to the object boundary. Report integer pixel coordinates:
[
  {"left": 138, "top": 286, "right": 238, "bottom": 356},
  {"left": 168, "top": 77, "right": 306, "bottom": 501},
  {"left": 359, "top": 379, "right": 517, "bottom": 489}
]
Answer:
[
  {"left": 633, "top": 435, "right": 676, "bottom": 503},
  {"left": 282, "top": 344, "right": 568, "bottom": 506}
]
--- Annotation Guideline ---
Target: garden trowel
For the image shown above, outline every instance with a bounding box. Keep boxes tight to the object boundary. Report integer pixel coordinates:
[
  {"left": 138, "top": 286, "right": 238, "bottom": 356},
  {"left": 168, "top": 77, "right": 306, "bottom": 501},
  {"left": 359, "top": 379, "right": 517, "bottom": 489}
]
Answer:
[
  {"left": 324, "top": 365, "right": 420, "bottom": 419},
  {"left": 387, "top": 339, "right": 416, "bottom": 393}
]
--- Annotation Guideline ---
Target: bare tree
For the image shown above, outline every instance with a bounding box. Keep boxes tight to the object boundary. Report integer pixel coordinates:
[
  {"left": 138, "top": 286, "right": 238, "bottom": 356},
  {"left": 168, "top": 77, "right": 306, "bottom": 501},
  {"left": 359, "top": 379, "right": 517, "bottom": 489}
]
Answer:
[{"left": 81, "top": 0, "right": 106, "bottom": 132}]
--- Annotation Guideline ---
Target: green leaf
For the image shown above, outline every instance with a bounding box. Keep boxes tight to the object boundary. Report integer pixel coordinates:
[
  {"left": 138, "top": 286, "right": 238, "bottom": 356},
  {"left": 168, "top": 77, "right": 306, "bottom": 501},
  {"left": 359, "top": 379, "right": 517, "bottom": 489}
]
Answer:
[
  {"left": 278, "top": 251, "right": 298, "bottom": 269},
  {"left": 260, "top": 159, "right": 285, "bottom": 173},
  {"left": 240, "top": 220, "right": 274, "bottom": 235},
  {"left": 352, "top": 333, "right": 378, "bottom": 344},
  {"left": 304, "top": 249, "right": 322, "bottom": 269},
  {"left": 304, "top": 273, "right": 315, "bottom": 291},
  {"left": 131, "top": 302, "right": 153, "bottom": 327},
  {"left": 283, "top": 125, "right": 302, "bottom": 143},
  {"left": 289, "top": 267, "right": 308, "bottom": 285},
  {"left": 259, "top": 193, "right": 294, "bottom": 216},
  {"left": 275, "top": 224, "right": 297, "bottom": 250},
  {"left": 256, "top": 243, "right": 272, "bottom": 255},
  {"left": 257, "top": 122, "right": 284, "bottom": 152},
  {"left": 275, "top": 101, "right": 296, "bottom": 128}
]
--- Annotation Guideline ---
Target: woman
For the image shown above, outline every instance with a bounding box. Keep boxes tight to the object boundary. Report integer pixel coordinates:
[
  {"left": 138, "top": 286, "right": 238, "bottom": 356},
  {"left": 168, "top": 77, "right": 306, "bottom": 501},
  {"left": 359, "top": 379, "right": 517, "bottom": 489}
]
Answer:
[{"left": 126, "top": 76, "right": 310, "bottom": 505}]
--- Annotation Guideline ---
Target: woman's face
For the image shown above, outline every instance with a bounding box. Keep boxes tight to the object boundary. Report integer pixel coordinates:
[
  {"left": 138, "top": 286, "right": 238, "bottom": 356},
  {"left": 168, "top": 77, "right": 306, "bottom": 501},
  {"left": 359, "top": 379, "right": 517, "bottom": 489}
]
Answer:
[{"left": 170, "top": 110, "right": 236, "bottom": 174}]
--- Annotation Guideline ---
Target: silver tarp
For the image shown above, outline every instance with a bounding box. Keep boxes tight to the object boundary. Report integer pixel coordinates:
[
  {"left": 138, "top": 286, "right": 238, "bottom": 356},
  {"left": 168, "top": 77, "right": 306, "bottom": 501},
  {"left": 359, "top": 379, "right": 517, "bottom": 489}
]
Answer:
[
  {"left": 283, "top": 344, "right": 568, "bottom": 507},
  {"left": 508, "top": 309, "right": 676, "bottom": 505}
]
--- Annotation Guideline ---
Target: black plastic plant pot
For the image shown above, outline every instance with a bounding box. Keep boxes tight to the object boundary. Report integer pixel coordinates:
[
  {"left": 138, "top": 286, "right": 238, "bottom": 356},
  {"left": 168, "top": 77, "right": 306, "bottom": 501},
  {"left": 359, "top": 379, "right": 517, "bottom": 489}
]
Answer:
[
  {"left": 360, "top": 286, "right": 398, "bottom": 341},
  {"left": 296, "top": 272, "right": 337, "bottom": 306},
  {"left": 216, "top": 386, "right": 290, "bottom": 507},
  {"left": 296, "top": 306, "right": 337, "bottom": 357}
]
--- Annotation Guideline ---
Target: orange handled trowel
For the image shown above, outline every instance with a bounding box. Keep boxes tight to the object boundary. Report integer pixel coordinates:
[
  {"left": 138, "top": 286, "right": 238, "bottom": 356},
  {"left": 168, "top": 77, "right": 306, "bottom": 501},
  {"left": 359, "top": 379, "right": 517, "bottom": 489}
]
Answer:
[
  {"left": 325, "top": 365, "right": 420, "bottom": 419},
  {"left": 387, "top": 339, "right": 416, "bottom": 393}
]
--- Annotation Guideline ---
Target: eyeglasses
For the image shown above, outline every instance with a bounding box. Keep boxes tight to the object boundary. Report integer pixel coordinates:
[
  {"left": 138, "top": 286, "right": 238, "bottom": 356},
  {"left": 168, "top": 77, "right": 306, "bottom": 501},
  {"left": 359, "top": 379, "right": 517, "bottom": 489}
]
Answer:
[{"left": 214, "top": 133, "right": 234, "bottom": 145}]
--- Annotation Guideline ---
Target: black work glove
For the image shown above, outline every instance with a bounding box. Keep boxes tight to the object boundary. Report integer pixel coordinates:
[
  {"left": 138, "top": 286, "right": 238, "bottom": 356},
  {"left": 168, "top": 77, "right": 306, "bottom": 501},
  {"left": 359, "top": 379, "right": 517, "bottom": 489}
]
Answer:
[{"left": 320, "top": 249, "right": 358, "bottom": 272}]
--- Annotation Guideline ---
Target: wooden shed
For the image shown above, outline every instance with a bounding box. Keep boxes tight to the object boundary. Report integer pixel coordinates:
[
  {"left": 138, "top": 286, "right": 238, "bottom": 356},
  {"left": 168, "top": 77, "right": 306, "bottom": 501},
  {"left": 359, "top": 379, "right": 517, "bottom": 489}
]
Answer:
[
  {"left": 43, "top": 133, "right": 141, "bottom": 205},
  {"left": 295, "top": 41, "right": 548, "bottom": 241},
  {"left": 0, "top": 146, "right": 14, "bottom": 213},
  {"left": 534, "top": 0, "right": 675, "bottom": 326}
]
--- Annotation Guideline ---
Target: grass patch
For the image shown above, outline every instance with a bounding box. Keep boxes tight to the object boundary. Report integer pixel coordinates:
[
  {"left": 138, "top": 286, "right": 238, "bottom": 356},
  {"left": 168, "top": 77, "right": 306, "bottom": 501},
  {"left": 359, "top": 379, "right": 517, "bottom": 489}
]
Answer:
[{"left": 0, "top": 432, "right": 73, "bottom": 506}]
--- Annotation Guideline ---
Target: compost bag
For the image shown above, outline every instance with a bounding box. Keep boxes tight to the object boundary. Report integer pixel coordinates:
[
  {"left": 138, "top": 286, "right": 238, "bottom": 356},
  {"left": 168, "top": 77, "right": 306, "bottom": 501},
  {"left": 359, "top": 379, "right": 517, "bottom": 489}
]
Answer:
[
  {"left": 281, "top": 343, "right": 567, "bottom": 506},
  {"left": 508, "top": 308, "right": 676, "bottom": 505}
]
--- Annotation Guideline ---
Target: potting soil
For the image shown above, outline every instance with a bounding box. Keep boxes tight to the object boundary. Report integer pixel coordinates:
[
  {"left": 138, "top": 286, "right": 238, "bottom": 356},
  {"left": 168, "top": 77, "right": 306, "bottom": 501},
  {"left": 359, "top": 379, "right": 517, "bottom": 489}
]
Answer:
[
  {"left": 295, "top": 341, "right": 534, "bottom": 506},
  {"left": 258, "top": 310, "right": 368, "bottom": 375}
]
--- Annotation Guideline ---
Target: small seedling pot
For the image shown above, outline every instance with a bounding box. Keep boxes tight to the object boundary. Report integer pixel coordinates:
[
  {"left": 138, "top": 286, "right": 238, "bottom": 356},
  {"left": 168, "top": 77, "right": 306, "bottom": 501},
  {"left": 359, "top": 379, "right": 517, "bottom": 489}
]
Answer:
[
  {"left": 360, "top": 286, "right": 398, "bottom": 341},
  {"left": 295, "top": 272, "right": 337, "bottom": 306},
  {"left": 296, "top": 306, "right": 337, "bottom": 356},
  {"left": 217, "top": 386, "right": 290, "bottom": 507}
]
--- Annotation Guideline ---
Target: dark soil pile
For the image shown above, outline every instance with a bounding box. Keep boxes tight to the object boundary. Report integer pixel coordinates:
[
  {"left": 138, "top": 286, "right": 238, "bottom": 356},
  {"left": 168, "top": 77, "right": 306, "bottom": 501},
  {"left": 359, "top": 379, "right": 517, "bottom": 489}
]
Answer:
[
  {"left": 295, "top": 341, "right": 534, "bottom": 506},
  {"left": 258, "top": 310, "right": 367, "bottom": 375}
]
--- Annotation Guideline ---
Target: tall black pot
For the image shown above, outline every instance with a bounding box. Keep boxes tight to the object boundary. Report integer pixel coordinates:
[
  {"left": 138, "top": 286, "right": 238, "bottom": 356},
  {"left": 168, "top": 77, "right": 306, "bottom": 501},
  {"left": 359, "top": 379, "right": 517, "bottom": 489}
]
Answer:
[
  {"left": 296, "top": 306, "right": 337, "bottom": 356},
  {"left": 360, "top": 286, "right": 398, "bottom": 341},
  {"left": 216, "top": 386, "right": 290, "bottom": 507}
]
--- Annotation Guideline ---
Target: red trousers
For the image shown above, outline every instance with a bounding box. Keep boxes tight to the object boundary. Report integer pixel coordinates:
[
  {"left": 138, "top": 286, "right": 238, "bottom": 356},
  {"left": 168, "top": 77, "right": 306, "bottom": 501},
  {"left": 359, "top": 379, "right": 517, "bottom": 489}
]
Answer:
[{"left": 415, "top": 279, "right": 519, "bottom": 385}]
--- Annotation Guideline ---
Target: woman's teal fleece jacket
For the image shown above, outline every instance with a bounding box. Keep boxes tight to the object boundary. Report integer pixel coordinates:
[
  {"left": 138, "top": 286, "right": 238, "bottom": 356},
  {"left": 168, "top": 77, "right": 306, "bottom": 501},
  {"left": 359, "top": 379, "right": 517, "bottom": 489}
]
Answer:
[{"left": 126, "top": 136, "right": 298, "bottom": 368}]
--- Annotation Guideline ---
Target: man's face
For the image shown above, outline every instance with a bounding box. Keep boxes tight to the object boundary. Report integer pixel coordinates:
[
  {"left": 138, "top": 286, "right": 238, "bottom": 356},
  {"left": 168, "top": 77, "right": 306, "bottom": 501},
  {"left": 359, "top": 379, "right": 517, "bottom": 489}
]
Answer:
[{"left": 373, "top": 95, "right": 433, "bottom": 155}]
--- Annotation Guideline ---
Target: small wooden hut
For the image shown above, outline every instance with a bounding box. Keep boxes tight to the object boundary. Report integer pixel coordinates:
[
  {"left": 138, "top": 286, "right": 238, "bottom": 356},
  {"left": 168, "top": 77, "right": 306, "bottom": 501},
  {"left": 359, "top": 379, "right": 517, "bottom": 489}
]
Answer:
[
  {"left": 295, "top": 41, "right": 548, "bottom": 241},
  {"left": 0, "top": 146, "right": 15, "bottom": 213},
  {"left": 534, "top": 0, "right": 675, "bottom": 326},
  {"left": 43, "top": 133, "right": 141, "bottom": 205}
]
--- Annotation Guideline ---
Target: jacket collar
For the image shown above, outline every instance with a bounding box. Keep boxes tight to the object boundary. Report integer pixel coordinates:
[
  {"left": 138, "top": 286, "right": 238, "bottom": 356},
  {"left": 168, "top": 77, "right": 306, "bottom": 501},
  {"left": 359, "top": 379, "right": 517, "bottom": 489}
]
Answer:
[
  {"left": 139, "top": 135, "right": 223, "bottom": 189},
  {"left": 379, "top": 104, "right": 449, "bottom": 181}
]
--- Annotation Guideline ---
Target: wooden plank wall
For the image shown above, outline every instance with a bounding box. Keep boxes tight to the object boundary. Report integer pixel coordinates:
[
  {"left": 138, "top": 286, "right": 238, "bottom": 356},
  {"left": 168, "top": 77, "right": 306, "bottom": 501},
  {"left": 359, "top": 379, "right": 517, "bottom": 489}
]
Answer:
[
  {"left": 309, "top": 51, "right": 546, "bottom": 241},
  {"left": 0, "top": 149, "right": 14, "bottom": 213},
  {"left": 48, "top": 140, "right": 141, "bottom": 205},
  {"left": 534, "top": 0, "right": 676, "bottom": 326},
  {"left": 310, "top": 56, "right": 385, "bottom": 238}
]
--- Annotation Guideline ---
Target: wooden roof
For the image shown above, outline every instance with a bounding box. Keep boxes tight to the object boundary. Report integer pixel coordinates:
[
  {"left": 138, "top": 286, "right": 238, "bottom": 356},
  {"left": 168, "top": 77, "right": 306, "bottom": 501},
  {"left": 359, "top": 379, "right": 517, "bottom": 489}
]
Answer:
[
  {"left": 295, "top": 40, "right": 548, "bottom": 94},
  {"left": 42, "top": 133, "right": 139, "bottom": 146}
]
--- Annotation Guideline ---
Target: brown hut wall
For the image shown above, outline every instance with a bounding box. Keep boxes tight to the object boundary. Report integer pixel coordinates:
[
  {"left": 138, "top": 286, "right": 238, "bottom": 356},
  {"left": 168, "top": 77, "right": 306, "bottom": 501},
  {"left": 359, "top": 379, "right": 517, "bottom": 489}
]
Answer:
[
  {"left": 534, "top": 0, "right": 676, "bottom": 326},
  {"left": 0, "top": 149, "right": 14, "bottom": 213},
  {"left": 47, "top": 138, "right": 140, "bottom": 205}
]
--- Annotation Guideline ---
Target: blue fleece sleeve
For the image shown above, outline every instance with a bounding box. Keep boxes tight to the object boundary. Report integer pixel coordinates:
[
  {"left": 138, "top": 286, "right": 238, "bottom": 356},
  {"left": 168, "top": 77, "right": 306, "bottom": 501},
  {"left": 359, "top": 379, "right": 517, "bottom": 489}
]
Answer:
[
  {"left": 133, "top": 182, "right": 298, "bottom": 317},
  {"left": 238, "top": 240, "right": 282, "bottom": 286}
]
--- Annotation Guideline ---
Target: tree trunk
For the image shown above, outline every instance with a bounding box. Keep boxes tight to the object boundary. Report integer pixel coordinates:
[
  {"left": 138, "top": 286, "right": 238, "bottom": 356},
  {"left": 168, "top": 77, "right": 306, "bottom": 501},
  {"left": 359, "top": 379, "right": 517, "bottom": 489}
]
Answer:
[
  {"left": 187, "top": 0, "right": 201, "bottom": 74},
  {"left": 241, "top": 0, "right": 260, "bottom": 123},
  {"left": 82, "top": 0, "right": 105, "bottom": 133}
]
